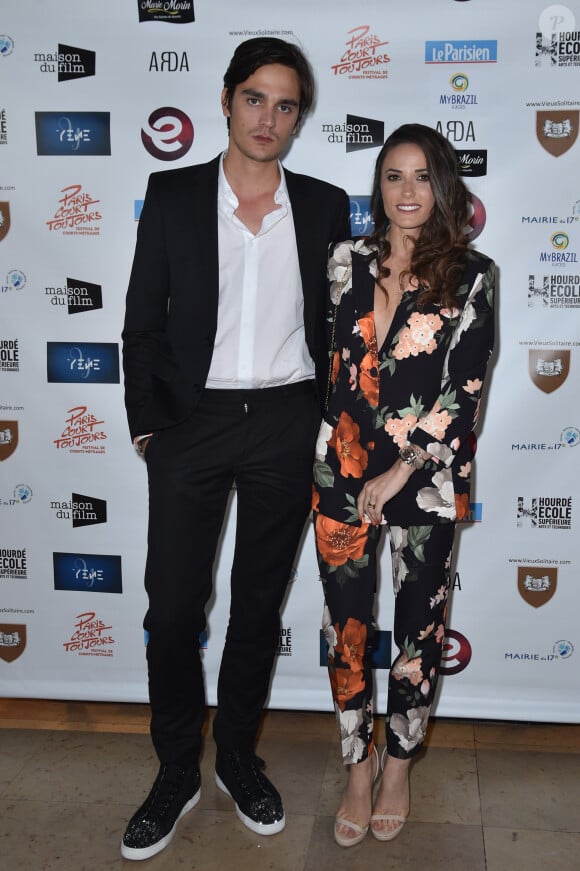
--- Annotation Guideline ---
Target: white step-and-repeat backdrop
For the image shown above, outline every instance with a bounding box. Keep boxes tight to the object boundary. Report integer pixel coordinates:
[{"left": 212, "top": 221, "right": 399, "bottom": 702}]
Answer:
[{"left": 1, "top": 0, "right": 579, "bottom": 722}]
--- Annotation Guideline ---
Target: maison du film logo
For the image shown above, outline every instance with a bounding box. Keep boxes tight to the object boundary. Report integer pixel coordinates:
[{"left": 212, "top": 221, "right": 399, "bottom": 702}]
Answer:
[
  {"left": 53, "top": 553, "right": 122, "bottom": 593},
  {"left": 33, "top": 44, "right": 95, "bottom": 81},
  {"left": 322, "top": 114, "right": 384, "bottom": 152},
  {"left": 0, "top": 624, "right": 26, "bottom": 663},
  {"left": 47, "top": 342, "right": 119, "bottom": 384},
  {"left": 53, "top": 406, "right": 107, "bottom": 455},
  {"left": 35, "top": 112, "right": 111, "bottom": 156},
  {"left": 535, "top": 4, "right": 580, "bottom": 68},
  {"left": 46, "top": 185, "right": 102, "bottom": 237},
  {"left": 62, "top": 611, "right": 115, "bottom": 656},
  {"left": 50, "top": 493, "right": 107, "bottom": 527},
  {"left": 0, "top": 547, "right": 27, "bottom": 580},
  {"left": 330, "top": 25, "right": 391, "bottom": 79},
  {"left": 138, "top": 0, "right": 195, "bottom": 23},
  {"left": 517, "top": 496, "right": 572, "bottom": 530},
  {"left": 45, "top": 277, "right": 102, "bottom": 313},
  {"left": 528, "top": 273, "right": 580, "bottom": 307},
  {"left": 141, "top": 107, "right": 193, "bottom": 160},
  {"left": 0, "top": 339, "right": 19, "bottom": 372},
  {"left": 529, "top": 349, "right": 570, "bottom": 393},
  {"left": 536, "top": 111, "right": 579, "bottom": 157}
]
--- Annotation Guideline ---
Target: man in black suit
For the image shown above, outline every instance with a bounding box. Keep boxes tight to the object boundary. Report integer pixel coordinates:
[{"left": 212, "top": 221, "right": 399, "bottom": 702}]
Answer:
[{"left": 121, "top": 38, "right": 349, "bottom": 860}]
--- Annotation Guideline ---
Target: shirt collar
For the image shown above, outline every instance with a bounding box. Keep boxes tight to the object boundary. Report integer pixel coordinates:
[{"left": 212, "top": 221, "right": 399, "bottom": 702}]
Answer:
[{"left": 218, "top": 151, "right": 290, "bottom": 217}]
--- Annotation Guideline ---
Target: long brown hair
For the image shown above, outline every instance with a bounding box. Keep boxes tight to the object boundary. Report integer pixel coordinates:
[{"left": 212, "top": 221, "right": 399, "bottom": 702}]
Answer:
[{"left": 367, "top": 123, "right": 470, "bottom": 308}]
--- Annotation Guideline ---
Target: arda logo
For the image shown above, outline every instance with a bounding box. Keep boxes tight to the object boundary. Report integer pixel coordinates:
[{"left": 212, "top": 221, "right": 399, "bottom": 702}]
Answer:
[
  {"left": 440, "top": 629, "right": 472, "bottom": 675},
  {"left": 141, "top": 107, "right": 193, "bottom": 160}
]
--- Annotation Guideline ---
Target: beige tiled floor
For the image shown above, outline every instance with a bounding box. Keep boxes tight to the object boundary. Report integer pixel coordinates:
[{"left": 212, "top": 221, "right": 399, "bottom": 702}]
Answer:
[{"left": 0, "top": 700, "right": 579, "bottom": 870}]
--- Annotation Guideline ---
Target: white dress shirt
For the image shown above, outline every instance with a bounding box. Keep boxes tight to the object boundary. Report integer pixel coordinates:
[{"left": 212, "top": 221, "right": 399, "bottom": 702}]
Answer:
[{"left": 205, "top": 153, "right": 315, "bottom": 389}]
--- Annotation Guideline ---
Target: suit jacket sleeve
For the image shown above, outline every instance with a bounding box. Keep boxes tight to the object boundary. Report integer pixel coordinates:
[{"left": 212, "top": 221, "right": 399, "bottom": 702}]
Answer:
[{"left": 122, "top": 173, "right": 171, "bottom": 438}]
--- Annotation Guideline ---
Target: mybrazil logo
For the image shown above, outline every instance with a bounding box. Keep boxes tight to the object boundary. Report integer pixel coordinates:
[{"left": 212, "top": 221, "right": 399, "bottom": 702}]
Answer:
[
  {"left": 425, "top": 40, "right": 498, "bottom": 64},
  {"left": 539, "top": 231, "right": 578, "bottom": 265},
  {"left": 53, "top": 553, "right": 122, "bottom": 594},
  {"left": 47, "top": 342, "right": 119, "bottom": 383}
]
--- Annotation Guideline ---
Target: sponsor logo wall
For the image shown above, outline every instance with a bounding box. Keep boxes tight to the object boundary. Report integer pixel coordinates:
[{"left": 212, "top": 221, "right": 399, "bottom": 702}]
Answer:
[{"left": 0, "top": 0, "right": 578, "bottom": 723}]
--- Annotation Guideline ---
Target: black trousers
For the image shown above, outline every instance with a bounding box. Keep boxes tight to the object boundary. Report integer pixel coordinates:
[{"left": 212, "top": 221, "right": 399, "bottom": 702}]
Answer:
[{"left": 143, "top": 382, "right": 319, "bottom": 765}]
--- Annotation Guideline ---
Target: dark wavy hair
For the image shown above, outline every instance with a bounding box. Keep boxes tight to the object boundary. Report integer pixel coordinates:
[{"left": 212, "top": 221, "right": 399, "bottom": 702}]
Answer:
[
  {"left": 367, "top": 123, "right": 470, "bottom": 308},
  {"left": 223, "top": 38, "right": 314, "bottom": 133}
]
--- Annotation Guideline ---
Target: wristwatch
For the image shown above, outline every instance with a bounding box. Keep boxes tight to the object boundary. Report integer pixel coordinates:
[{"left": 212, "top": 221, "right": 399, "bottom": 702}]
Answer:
[{"left": 399, "top": 444, "right": 426, "bottom": 470}]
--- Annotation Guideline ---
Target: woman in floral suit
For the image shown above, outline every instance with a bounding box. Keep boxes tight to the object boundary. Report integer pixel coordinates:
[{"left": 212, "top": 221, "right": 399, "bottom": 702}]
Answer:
[{"left": 313, "top": 124, "right": 495, "bottom": 847}]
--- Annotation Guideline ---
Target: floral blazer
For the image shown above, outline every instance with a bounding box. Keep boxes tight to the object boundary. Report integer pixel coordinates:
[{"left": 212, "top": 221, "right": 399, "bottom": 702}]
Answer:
[{"left": 314, "top": 239, "right": 496, "bottom": 526}]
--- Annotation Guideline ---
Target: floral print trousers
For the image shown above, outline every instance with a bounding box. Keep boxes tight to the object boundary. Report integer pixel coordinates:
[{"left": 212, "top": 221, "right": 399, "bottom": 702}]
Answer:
[{"left": 315, "top": 513, "right": 455, "bottom": 763}]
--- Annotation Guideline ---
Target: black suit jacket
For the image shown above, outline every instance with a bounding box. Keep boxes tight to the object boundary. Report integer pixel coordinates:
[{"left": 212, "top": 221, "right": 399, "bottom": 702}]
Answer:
[{"left": 122, "top": 155, "right": 350, "bottom": 438}]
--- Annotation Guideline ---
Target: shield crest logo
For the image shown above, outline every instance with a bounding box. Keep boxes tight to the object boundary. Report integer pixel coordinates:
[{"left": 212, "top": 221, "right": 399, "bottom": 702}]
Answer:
[
  {"left": 0, "top": 421, "right": 18, "bottom": 461},
  {"left": 0, "top": 624, "right": 27, "bottom": 662},
  {"left": 518, "top": 567, "right": 557, "bottom": 608},
  {"left": 529, "top": 350, "right": 570, "bottom": 393},
  {"left": 0, "top": 202, "right": 10, "bottom": 242},
  {"left": 536, "top": 111, "right": 579, "bottom": 156}
]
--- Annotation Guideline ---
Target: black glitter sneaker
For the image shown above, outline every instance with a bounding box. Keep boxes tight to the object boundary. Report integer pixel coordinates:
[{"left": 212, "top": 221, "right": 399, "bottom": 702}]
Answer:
[
  {"left": 215, "top": 749, "right": 285, "bottom": 835},
  {"left": 121, "top": 762, "right": 201, "bottom": 860}
]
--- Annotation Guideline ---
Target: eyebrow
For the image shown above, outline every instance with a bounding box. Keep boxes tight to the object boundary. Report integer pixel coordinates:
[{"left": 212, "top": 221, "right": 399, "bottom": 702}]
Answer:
[
  {"left": 241, "top": 87, "right": 299, "bottom": 107},
  {"left": 384, "top": 166, "right": 429, "bottom": 173}
]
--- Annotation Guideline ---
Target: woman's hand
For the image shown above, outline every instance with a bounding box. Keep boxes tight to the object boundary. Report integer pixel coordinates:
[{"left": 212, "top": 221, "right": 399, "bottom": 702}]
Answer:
[{"left": 357, "top": 460, "right": 415, "bottom": 524}]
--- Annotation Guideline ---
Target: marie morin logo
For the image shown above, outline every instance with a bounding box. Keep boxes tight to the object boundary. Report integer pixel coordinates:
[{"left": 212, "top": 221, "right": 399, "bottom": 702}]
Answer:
[{"left": 138, "top": 1, "right": 195, "bottom": 23}]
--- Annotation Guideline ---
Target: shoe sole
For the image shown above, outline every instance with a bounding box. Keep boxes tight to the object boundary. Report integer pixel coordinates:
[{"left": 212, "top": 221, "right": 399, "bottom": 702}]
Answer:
[
  {"left": 120, "top": 787, "right": 201, "bottom": 861},
  {"left": 215, "top": 773, "right": 285, "bottom": 835}
]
